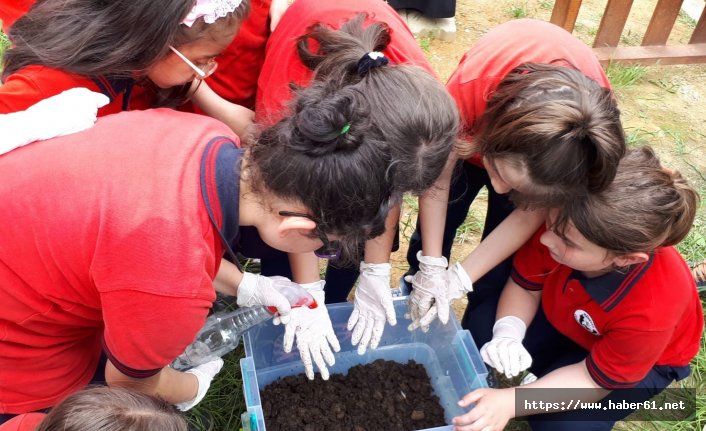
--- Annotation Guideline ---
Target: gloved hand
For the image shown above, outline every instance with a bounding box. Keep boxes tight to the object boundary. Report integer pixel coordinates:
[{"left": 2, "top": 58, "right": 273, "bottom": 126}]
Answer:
[
  {"left": 408, "top": 262, "right": 473, "bottom": 332},
  {"left": 0, "top": 88, "right": 109, "bottom": 155},
  {"left": 236, "top": 273, "right": 294, "bottom": 324},
  {"left": 277, "top": 281, "right": 340, "bottom": 380},
  {"left": 404, "top": 252, "right": 448, "bottom": 330},
  {"left": 347, "top": 262, "right": 397, "bottom": 355},
  {"left": 174, "top": 357, "right": 224, "bottom": 411},
  {"left": 479, "top": 316, "right": 532, "bottom": 379}
]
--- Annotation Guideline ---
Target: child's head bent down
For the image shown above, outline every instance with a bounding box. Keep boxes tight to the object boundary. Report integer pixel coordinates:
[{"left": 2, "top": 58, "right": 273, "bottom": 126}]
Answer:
[
  {"left": 295, "top": 13, "right": 459, "bottom": 196},
  {"left": 4, "top": 0, "right": 250, "bottom": 92},
  {"left": 475, "top": 63, "right": 626, "bottom": 208},
  {"left": 248, "top": 80, "right": 394, "bottom": 263},
  {"left": 542, "top": 146, "right": 699, "bottom": 275}
]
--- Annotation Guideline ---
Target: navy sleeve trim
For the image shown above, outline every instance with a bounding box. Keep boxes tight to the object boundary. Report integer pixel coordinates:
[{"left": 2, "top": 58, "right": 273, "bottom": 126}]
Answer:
[
  {"left": 586, "top": 353, "right": 639, "bottom": 389},
  {"left": 511, "top": 266, "right": 543, "bottom": 291},
  {"left": 101, "top": 338, "right": 162, "bottom": 379}
]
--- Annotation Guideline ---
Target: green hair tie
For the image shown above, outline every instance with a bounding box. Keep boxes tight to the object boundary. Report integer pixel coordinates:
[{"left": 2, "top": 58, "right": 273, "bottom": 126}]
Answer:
[{"left": 340, "top": 123, "right": 351, "bottom": 135}]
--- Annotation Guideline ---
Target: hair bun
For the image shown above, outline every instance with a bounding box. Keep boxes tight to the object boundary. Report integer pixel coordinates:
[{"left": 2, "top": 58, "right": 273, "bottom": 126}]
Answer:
[{"left": 292, "top": 84, "right": 373, "bottom": 155}]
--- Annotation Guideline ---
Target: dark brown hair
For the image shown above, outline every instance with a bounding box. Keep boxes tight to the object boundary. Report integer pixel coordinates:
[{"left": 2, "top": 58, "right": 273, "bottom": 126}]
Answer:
[
  {"left": 249, "top": 80, "right": 393, "bottom": 262},
  {"left": 3, "top": 0, "right": 249, "bottom": 98},
  {"left": 552, "top": 146, "right": 699, "bottom": 254},
  {"left": 475, "top": 63, "right": 626, "bottom": 207},
  {"left": 36, "top": 386, "right": 187, "bottom": 431},
  {"left": 293, "top": 13, "right": 459, "bottom": 196}
]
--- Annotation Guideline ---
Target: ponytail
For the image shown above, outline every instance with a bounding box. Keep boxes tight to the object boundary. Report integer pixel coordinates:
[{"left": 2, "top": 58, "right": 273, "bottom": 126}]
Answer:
[
  {"left": 477, "top": 63, "right": 626, "bottom": 206},
  {"left": 292, "top": 13, "right": 459, "bottom": 196}
]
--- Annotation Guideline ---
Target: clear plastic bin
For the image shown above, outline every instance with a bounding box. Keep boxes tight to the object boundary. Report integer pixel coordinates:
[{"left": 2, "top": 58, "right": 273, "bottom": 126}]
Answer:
[{"left": 240, "top": 298, "right": 488, "bottom": 431}]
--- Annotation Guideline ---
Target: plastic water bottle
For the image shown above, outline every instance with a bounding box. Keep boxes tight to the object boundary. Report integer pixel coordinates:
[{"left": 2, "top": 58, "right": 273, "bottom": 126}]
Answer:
[
  {"left": 171, "top": 305, "right": 274, "bottom": 370},
  {"left": 171, "top": 280, "right": 317, "bottom": 371}
]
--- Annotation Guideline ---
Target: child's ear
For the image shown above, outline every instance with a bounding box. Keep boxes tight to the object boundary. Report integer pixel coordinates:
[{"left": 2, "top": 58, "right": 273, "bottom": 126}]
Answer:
[
  {"left": 277, "top": 215, "right": 317, "bottom": 238},
  {"left": 614, "top": 252, "right": 649, "bottom": 267}
]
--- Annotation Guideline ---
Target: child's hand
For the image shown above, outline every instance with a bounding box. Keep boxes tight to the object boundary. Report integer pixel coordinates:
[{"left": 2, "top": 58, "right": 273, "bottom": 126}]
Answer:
[
  {"left": 175, "top": 357, "right": 225, "bottom": 411},
  {"left": 347, "top": 262, "right": 397, "bottom": 354},
  {"left": 279, "top": 281, "right": 340, "bottom": 380},
  {"left": 480, "top": 316, "right": 532, "bottom": 378},
  {"left": 452, "top": 388, "right": 515, "bottom": 431}
]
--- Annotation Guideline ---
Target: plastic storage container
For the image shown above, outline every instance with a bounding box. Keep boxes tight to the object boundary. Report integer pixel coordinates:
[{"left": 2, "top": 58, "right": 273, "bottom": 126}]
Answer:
[{"left": 240, "top": 298, "right": 488, "bottom": 431}]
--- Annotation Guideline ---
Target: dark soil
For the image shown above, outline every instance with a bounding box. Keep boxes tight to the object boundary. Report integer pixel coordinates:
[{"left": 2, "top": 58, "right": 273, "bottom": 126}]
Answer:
[{"left": 261, "top": 359, "right": 446, "bottom": 431}]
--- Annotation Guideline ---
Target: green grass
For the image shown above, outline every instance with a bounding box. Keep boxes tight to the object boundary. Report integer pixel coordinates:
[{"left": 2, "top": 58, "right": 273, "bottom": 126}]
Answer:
[
  {"left": 606, "top": 62, "right": 648, "bottom": 89},
  {"left": 509, "top": 4, "right": 529, "bottom": 18},
  {"left": 0, "top": 30, "right": 9, "bottom": 72},
  {"left": 419, "top": 36, "right": 431, "bottom": 53}
]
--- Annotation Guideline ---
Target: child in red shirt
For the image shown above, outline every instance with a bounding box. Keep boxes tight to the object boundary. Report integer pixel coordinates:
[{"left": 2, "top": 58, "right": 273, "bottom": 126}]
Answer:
[
  {"left": 1, "top": 0, "right": 252, "bottom": 135},
  {"left": 0, "top": 100, "right": 398, "bottom": 419},
  {"left": 245, "top": 0, "right": 458, "bottom": 358},
  {"left": 452, "top": 146, "right": 702, "bottom": 431},
  {"left": 404, "top": 19, "right": 626, "bottom": 339}
]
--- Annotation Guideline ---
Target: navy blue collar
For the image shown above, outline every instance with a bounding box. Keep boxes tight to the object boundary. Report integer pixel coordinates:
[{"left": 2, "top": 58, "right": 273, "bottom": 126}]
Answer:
[
  {"left": 91, "top": 76, "right": 135, "bottom": 111},
  {"left": 200, "top": 137, "right": 243, "bottom": 262},
  {"left": 568, "top": 253, "right": 654, "bottom": 312}
]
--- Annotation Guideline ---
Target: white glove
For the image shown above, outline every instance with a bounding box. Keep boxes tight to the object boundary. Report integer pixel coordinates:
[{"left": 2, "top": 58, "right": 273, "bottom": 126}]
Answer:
[
  {"left": 479, "top": 316, "right": 532, "bottom": 379},
  {"left": 408, "top": 262, "right": 474, "bottom": 332},
  {"left": 0, "top": 88, "right": 109, "bottom": 155},
  {"left": 175, "top": 357, "right": 224, "bottom": 411},
  {"left": 404, "top": 252, "right": 448, "bottom": 330},
  {"left": 236, "top": 273, "right": 293, "bottom": 324},
  {"left": 347, "top": 262, "right": 397, "bottom": 355},
  {"left": 277, "top": 281, "right": 340, "bottom": 380}
]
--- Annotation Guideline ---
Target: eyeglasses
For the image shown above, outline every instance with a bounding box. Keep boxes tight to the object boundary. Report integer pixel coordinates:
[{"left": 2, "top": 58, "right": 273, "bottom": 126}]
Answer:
[
  {"left": 169, "top": 45, "right": 218, "bottom": 79},
  {"left": 278, "top": 211, "right": 341, "bottom": 259}
]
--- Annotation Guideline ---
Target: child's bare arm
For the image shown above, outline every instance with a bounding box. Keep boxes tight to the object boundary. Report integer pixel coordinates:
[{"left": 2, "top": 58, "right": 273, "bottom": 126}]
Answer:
[
  {"left": 190, "top": 81, "right": 255, "bottom": 143},
  {"left": 460, "top": 207, "right": 545, "bottom": 283}
]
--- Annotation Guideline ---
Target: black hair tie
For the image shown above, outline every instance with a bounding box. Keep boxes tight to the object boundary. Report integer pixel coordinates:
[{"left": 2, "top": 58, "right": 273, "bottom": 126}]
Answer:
[{"left": 357, "top": 51, "right": 389, "bottom": 77}]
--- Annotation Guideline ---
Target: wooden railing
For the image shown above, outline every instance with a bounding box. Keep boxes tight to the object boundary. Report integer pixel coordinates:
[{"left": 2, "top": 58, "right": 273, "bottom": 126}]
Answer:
[{"left": 550, "top": 0, "right": 706, "bottom": 65}]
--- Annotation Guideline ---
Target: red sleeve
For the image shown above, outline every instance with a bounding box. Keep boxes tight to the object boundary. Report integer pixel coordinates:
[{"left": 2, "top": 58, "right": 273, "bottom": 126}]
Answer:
[
  {"left": 102, "top": 289, "right": 213, "bottom": 377},
  {"left": 91, "top": 199, "right": 219, "bottom": 376},
  {"left": 510, "top": 227, "right": 553, "bottom": 291},
  {"left": 586, "top": 324, "right": 675, "bottom": 389},
  {"left": 0, "top": 66, "right": 102, "bottom": 113}
]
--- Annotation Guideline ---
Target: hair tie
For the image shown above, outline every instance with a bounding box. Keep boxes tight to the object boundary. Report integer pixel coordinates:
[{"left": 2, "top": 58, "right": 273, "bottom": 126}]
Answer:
[
  {"left": 357, "top": 51, "right": 389, "bottom": 77},
  {"left": 340, "top": 123, "right": 351, "bottom": 135},
  {"left": 182, "top": 0, "right": 243, "bottom": 27}
]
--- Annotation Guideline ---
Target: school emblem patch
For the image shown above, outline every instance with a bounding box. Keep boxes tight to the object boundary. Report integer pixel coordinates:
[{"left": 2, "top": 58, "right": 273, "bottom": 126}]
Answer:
[{"left": 574, "top": 309, "right": 600, "bottom": 336}]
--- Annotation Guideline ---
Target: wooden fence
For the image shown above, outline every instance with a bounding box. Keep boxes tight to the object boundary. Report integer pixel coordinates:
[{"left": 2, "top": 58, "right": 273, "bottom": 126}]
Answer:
[{"left": 550, "top": 0, "right": 706, "bottom": 65}]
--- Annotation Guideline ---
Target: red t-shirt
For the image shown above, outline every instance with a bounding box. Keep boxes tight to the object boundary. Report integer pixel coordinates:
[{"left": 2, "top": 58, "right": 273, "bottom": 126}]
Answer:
[
  {"left": 511, "top": 229, "right": 704, "bottom": 389},
  {"left": 0, "top": 65, "right": 152, "bottom": 115},
  {"left": 446, "top": 18, "right": 611, "bottom": 165},
  {"left": 0, "top": 413, "right": 44, "bottom": 431},
  {"left": 0, "top": 109, "right": 239, "bottom": 413},
  {"left": 0, "top": 0, "right": 33, "bottom": 33},
  {"left": 255, "top": 0, "right": 434, "bottom": 124},
  {"left": 207, "top": 0, "right": 271, "bottom": 109}
]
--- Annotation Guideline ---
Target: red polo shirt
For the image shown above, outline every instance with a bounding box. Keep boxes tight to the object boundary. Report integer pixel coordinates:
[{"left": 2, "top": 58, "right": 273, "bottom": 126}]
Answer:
[
  {"left": 0, "top": 65, "right": 152, "bottom": 115},
  {"left": 446, "top": 19, "right": 611, "bottom": 166},
  {"left": 255, "top": 0, "right": 434, "bottom": 124},
  {"left": 511, "top": 228, "right": 703, "bottom": 389},
  {"left": 0, "top": 109, "right": 242, "bottom": 413}
]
